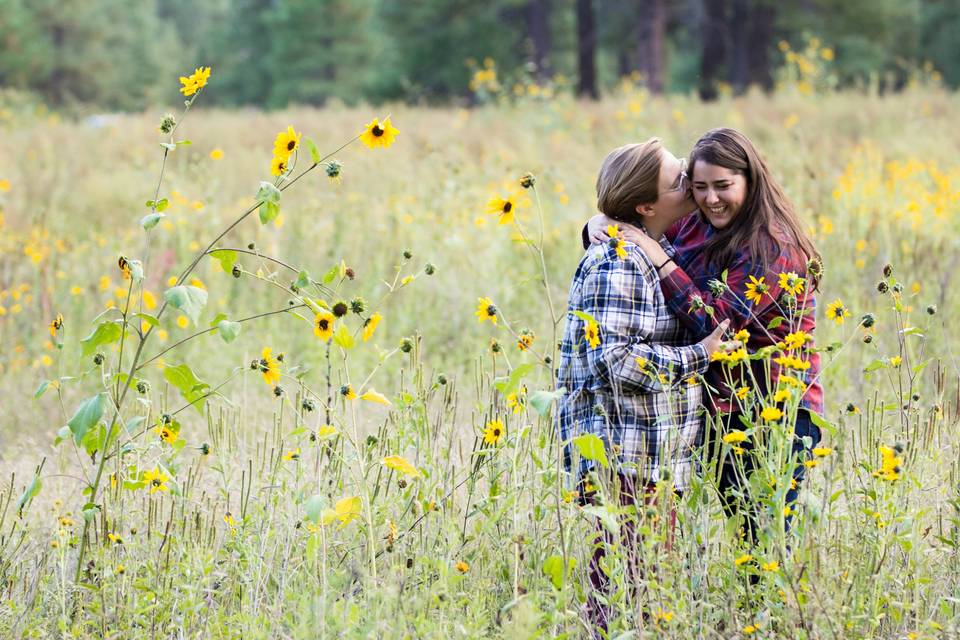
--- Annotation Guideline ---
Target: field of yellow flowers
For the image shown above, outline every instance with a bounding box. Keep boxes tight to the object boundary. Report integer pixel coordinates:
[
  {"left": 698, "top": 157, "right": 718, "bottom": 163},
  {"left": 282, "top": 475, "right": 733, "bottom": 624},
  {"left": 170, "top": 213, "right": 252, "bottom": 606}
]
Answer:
[{"left": 0, "top": 65, "right": 959, "bottom": 638}]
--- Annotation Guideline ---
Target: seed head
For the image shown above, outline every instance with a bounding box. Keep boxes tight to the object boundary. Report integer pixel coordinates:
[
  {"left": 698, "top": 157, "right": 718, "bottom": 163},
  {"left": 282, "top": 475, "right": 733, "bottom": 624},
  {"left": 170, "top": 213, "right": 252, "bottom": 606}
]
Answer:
[
  {"left": 136, "top": 380, "right": 150, "bottom": 394},
  {"left": 247, "top": 242, "right": 256, "bottom": 250},
  {"left": 926, "top": 304, "right": 937, "bottom": 315},
  {"left": 159, "top": 113, "right": 177, "bottom": 134},
  {"left": 519, "top": 172, "right": 536, "bottom": 189},
  {"left": 200, "top": 442, "right": 211, "bottom": 455},
  {"left": 424, "top": 262, "right": 436, "bottom": 276},
  {"left": 232, "top": 264, "right": 242, "bottom": 278},
  {"left": 882, "top": 263, "right": 894, "bottom": 278},
  {"left": 861, "top": 313, "right": 876, "bottom": 328},
  {"left": 273, "top": 386, "right": 284, "bottom": 397},
  {"left": 325, "top": 160, "right": 343, "bottom": 180},
  {"left": 402, "top": 250, "right": 413, "bottom": 260},
  {"left": 93, "top": 353, "right": 104, "bottom": 366},
  {"left": 862, "top": 334, "right": 873, "bottom": 344},
  {"left": 301, "top": 398, "right": 316, "bottom": 412},
  {"left": 350, "top": 297, "right": 366, "bottom": 314},
  {"left": 345, "top": 267, "right": 355, "bottom": 280},
  {"left": 437, "top": 374, "right": 447, "bottom": 385},
  {"left": 876, "top": 281, "right": 889, "bottom": 294},
  {"left": 489, "top": 337, "right": 502, "bottom": 353},
  {"left": 892, "top": 283, "right": 903, "bottom": 294},
  {"left": 332, "top": 301, "right": 349, "bottom": 318},
  {"left": 399, "top": 337, "right": 414, "bottom": 353}
]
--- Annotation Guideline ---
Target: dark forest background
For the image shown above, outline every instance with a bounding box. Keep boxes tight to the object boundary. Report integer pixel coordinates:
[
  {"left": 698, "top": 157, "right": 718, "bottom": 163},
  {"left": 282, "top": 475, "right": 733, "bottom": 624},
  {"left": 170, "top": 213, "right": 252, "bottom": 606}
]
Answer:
[{"left": 0, "top": 0, "right": 957, "bottom": 111}]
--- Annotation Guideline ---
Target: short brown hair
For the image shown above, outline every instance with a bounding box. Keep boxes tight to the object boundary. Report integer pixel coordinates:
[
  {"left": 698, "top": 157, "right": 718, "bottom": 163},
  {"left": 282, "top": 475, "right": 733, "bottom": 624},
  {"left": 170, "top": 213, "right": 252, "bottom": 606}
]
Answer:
[{"left": 596, "top": 138, "right": 663, "bottom": 223}]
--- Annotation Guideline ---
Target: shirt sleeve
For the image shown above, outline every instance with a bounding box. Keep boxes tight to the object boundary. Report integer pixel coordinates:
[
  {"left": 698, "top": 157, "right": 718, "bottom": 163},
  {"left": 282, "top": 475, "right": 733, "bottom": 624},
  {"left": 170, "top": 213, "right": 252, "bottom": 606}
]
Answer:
[
  {"left": 580, "top": 256, "right": 710, "bottom": 393},
  {"left": 659, "top": 252, "right": 784, "bottom": 340}
]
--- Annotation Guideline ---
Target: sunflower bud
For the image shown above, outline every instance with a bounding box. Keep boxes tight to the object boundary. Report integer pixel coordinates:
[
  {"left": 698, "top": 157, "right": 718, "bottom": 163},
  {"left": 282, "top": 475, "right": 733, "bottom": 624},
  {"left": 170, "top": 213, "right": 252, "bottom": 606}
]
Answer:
[
  {"left": 519, "top": 173, "right": 536, "bottom": 189},
  {"left": 350, "top": 297, "right": 366, "bottom": 314},
  {"left": 437, "top": 374, "right": 447, "bottom": 385},
  {"left": 159, "top": 113, "right": 177, "bottom": 134},
  {"left": 882, "top": 263, "right": 893, "bottom": 278},
  {"left": 927, "top": 305, "right": 937, "bottom": 315},
  {"left": 232, "top": 264, "right": 242, "bottom": 278},
  {"left": 399, "top": 337, "right": 414, "bottom": 353},
  {"left": 365, "top": 434, "right": 378, "bottom": 448},
  {"left": 876, "top": 281, "right": 889, "bottom": 294},
  {"left": 273, "top": 386, "right": 283, "bottom": 397},
  {"left": 402, "top": 250, "right": 413, "bottom": 260},
  {"left": 707, "top": 279, "right": 728, "bottom": 297},
  {"left": 200, "top": 442, "right": 211, "bottom": 455},
  {"left": 489, "top": 338, "right": 502, "bottom": 353},
  {"left": 136, "top": 380, "right": 150, "bottom": 394},
  {"left": 424, "top": 263, "right": 436, "bottom": 276},
  {"left": 162, "top": 414, "right": 172, "bottom": 424},
  {"left": 862, "top": 334, "right": 873, "bottom": 344},
  {"left": 892, "top": 283, "right": 903, "bottom": 294},
  {"left": 806, "top": 258, "right": 824, "bottom": 280},
  {"left": 861, "top": 313, "right": 876, "bottom": 328},
  {"left": 93, "top": 353, "right": 104, "bottom": 366},
  {"left": 325, "top": 160, "right": 343, "bottom": 181},
  {"left": 301, "top": 398, "right": 316, "bottom": 412},
  {"left": 247, "top": 242, "right": 256, "bottom": 250}
]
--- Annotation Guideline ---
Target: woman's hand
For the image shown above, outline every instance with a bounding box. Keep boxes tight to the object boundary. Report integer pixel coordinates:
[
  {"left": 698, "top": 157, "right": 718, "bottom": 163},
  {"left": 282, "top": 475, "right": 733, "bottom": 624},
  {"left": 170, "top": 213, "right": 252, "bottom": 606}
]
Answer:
[
  {"left": 586, "top": 214, "right": 615, "bottom": 245},
  {"left": 624, "top": 227, "right": 669, "bottom": 265}
]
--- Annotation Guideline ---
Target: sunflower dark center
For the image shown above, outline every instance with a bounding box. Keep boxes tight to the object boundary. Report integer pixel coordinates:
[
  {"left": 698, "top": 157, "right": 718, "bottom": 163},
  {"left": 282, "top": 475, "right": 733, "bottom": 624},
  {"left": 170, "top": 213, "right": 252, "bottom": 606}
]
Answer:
[
  {"left": 287, "top": 140, "right": 296, "bottom": 151},
  {"left": 486, "top": 305, "right": 496, "bottom": 316},
  {"left": 318, "top": 319, "right": 329, "bottom": 330},
  {"left": 372, "top": 125, "right": 384, "bottom": 137},
  {"left": 503, "top": 202, "right": 512, "bottom": 213},
  {"left": 152, "top": 479, "right": 162, "bottom": 487}
]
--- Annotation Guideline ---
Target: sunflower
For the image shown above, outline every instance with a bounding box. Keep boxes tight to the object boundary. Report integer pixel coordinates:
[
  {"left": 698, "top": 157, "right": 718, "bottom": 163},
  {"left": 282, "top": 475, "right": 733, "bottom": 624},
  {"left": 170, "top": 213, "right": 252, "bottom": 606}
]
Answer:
[
  {"left": 143, "top": 467, "right": 170, "bottom": 494},
  {"left": 744, "top": 275, "right": 769, "bottom": 304},
  {"left": 271, "top": 155, "right": 289, "bottom": 177},
  {"left": 760, "top": 406, "right": 783, "bottom": 422},
  {"left": 314, "top": 309, "right": 335, "bottom": 342},
  {"left": 259, "top": 347, "right": 281, "bottom": 386},
  {"left": 722, "top": 430, "right": 748, "bottom": 444},
  {"left": 783, "top": 330, "right": 812, "bottom": 350},
  {"left": 606, "top": 225, "right": 628, "bottom": 259},
  {"left": 359, "top": 117, "right": 399, "bottom": 149},
  {"left": 475, "top": 297, "right": 498, "bottom": 325},
  {"left": 154, "top": 424, "right": 179, "bottom": 445},
  {"left": 273, "top": 126, "right": 302, "bottom": 159},
  {"left": 179, "top": 66, "right": 211, "bottom": 96},
  {"left": 482, "top": 419, "right": 506, "bottom": 445},
  {"left": 486, "top": 195, "right": 517, "bottom": 225},
  {"left": 362, "top": 313, "right": 382, "bottom": 342},
  {"left": 583, "top": 320, "right": 601, "bottom": 349},
  {"left": 516, "top": 329, "right": 535, "bottom": 351},
  {"left": 777, "top": 272, "right": 806, "bottom": 297},
  {"left": 49, "top": 313, "right": 63, "bottom": 338},
  {"left": 826, "top": 299, "right": 851, "bottom": 324}
]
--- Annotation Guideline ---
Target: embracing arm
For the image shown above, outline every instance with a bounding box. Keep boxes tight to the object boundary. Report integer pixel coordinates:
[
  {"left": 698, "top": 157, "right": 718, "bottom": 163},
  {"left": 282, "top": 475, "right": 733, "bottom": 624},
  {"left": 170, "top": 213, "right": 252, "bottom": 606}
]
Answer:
[{"left": 579, "top": 258, "right": 724, "bottom": 392}]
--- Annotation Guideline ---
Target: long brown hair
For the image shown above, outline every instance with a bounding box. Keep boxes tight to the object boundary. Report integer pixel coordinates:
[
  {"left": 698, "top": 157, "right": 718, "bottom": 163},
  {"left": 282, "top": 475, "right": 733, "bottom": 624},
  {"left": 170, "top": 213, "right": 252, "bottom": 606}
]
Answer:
[{"left": 690, "top": 128, "right": 821, "bottom": 286}]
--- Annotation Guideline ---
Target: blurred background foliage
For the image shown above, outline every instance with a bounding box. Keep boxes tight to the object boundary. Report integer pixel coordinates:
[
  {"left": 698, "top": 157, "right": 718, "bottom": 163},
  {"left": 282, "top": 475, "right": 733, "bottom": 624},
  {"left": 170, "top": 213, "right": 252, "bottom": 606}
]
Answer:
[{"left": 0, "top": 0, "right": 958, "bottom": 112}]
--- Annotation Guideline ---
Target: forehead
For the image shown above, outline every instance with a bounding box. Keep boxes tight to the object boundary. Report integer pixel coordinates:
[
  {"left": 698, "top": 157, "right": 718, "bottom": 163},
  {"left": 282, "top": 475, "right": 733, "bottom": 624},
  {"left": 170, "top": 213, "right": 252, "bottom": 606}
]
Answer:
[{"left": 691, "top": 161, "right": 742, "bottom": 181}]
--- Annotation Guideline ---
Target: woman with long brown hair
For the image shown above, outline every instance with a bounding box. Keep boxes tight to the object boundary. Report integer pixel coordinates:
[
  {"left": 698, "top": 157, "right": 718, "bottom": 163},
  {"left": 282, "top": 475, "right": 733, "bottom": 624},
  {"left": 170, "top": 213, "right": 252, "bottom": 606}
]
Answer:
[{"left": 585, "top": 127, "right": 824, "bottom": 544}]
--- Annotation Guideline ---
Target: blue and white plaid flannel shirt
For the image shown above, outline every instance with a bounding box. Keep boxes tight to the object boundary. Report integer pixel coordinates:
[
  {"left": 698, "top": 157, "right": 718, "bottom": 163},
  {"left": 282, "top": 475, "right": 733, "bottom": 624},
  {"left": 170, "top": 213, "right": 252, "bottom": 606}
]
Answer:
[{"left": 556, "top": 237, "right": 710, "bottom": 492}]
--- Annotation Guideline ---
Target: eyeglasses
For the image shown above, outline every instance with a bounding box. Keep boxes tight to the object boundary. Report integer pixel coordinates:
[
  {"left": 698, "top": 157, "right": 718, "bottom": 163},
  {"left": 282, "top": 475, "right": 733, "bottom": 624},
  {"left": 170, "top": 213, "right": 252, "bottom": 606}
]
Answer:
[{"left": 659, "top": 158, "right": 689, "bottom": 195}]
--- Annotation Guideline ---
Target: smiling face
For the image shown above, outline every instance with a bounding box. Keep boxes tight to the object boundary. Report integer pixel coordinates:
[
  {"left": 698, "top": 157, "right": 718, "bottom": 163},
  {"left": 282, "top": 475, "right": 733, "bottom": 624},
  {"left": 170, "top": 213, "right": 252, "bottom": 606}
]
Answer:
[
  {"left": 691, "top": 161, "right": 748, "bottom": 229},
  {"left": 639, "top": 149, "right": 695, "bottom": 224}
]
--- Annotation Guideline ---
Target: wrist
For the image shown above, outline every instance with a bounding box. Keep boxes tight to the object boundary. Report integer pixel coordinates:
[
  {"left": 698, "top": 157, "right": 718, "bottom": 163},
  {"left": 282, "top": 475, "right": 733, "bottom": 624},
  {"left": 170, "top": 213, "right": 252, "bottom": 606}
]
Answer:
[{"left": 654, "top": 257, "right": 674, "bottom": 271}]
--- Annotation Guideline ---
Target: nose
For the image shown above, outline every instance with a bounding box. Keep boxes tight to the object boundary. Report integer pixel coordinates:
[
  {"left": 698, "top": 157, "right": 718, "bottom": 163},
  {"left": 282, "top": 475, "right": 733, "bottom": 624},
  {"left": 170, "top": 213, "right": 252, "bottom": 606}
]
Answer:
[{"left": 703, "top": 189, "right": 719, "bottom": 205}]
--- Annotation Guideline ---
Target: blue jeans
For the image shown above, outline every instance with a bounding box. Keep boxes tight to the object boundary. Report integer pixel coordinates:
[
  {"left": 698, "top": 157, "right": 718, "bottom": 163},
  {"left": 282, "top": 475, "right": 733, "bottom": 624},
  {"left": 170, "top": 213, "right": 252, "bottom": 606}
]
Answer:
[{"left": 715, "top": 409, "right": 822, "bottom": 542}]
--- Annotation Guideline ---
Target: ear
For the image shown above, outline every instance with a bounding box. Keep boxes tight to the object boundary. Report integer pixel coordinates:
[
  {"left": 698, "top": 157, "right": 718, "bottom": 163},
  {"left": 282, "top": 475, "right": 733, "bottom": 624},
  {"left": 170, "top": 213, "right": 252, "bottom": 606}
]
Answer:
[{"left": 634, "top": 203, "right": 655, "bottom": 219}]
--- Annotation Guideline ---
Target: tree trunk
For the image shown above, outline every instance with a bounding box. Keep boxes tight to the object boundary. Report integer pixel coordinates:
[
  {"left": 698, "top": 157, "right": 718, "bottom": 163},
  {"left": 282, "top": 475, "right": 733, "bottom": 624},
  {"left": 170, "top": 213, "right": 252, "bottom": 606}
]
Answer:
[
  {"left": 525, "top": 0, "right": 552, "bottom": 82},
  {"left": 747, "top": 1, "right": 775, "bottom": 91},
  {"left": 698, "top": 0, "right": 727, "bottom": 101},
  {"left": 576, "top": 0, "right": 598, "bottom": 99},
  {"left": 636, "top": 0, "right": 666, "bottom": 93},
  {"left": 729, "top": 0, "right": 749, "bottom": 93}
]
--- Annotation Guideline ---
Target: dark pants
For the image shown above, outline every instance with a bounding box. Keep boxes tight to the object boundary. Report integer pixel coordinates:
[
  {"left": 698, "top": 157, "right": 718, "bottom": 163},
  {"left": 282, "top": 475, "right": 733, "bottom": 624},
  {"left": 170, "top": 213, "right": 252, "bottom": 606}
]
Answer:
[
  {"left": 715, "top": 409, "right": 821, "bottom": 544},
  {"left": 584, "top": 475, "right": 679, "bottom": 634}
]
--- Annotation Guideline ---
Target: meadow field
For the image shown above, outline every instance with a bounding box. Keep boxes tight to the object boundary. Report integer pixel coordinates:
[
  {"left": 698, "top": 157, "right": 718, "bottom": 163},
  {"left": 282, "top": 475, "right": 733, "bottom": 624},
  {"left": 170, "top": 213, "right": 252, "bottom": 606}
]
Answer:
[{"left": 0, "top": 70, "right": 959, "bottom": 638}]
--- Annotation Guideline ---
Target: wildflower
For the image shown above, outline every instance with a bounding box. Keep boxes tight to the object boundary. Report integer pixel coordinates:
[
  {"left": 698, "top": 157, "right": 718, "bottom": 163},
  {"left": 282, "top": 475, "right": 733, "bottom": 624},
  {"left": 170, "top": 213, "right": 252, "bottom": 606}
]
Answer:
[
  {"left": 846, "top": 403, "right": 860, "bottom": 414},
  {"left": 49, "top": 313, "right": 63, "bottom": 338},
  {"left": 826, "top": 299, "right": 851, "bottom": 324},
  {"left": 475, "top": 297, "right": 498, "bottom": 325},
  {"left": 270, "top": 155, "right": 289, "bottom": 177},
  {"left": 688, "top": 295, "right": 705, "bottom": 312},
  {"left": 654, "top": 610, "right": 674, "bottom": 624},
  {"left": 455, "top": 560, "right": 470, "bottom": 573},
  {"left": 724, "top": 347, "right": 748, "bottom": 364},
  {"left": 506, "top": 390, "right": 524, "bottom": 414},
  {"left": 783, "top": 505, "right": 794, "bottom": 517},
  {"left": 283, "top": 448, "right": 301, "bottom": 462},
  {"left": 107, "top": 532, "right": 124, "bottom": 545},
  {"left": 317, "top": 425, "right": 338, "bottom": 439},
  {"left": 761, "top": 406, "right": 783, "bottom": 422},
  {"left": 635, "top": 356, "right": 648, "bottom": 370},
  {"left": 812, "top": 446, "right": 832, "bottom": 457},
  {"left": 778, "top": 272, "right": 805, "bottom": 297},
  {"left": 734, "top": 554, "right": 753, "bottom": 566},
  {"left": 483, "top": 419, "right": 506, "bottom": 445},
  {"left": 773, "top": 389, "right": 792, "bottom": 403},
  {"left": 486, "top": 195, "right": 517, "bottom": 225},
  {"left": 209, "top": 148, "right": 224, "bottom": 160},
  {"left": 360, "top": 389, "right": 391, "bottom": 405},
  {"left": 224, "top": 512, "right": 237, "bottom": 528},
  {"left": 116, "top": 564, "right": 126, "bottom": 575},
  {"left": 583, "top": 320, "right": 601, "bottom": 349},
  {"left": 154, "top": 424, "right": 178, "bottom": 445},
  {"left": 783, "top": 330, "right": 811, "bottom": 350},
  {"left": 272, "top": 126, "right": 302, "bottom": 159},
  {"left": 804, "top": 459, "right": 819, "bottom": 468},
  {"left": 118, "top": 255, "right": 132, "bottom": 280},
  {"left": 325, "top": 160, "right": 343, "bottom": 183},
  {"left": 733, "top": 329, "right": 750, "bottom": 342},
  {"left": 606, "top": 225, "right": 628, "bottom": 259},
  {"left": 707, "top": 278, "right": 728, "bottom": 296},
  {"left": 314, "top": 310, "right": 335, "bottom": 342},
  {"left": 362, "top": 313, "right": 382, "bottom": 342},
  {"left": 516, "top": 329, "right": 535, "bottom": 351},
  {"left": 382, "top": 455, "right": 422, "bottom": 478},
  {"left": 774, "top": 355, "right": 811, "bottom": 370},
  {"left": 159, "top": 113, "right": 176, "bottom": 133},
  {"left": 519, "top": 173, "right": 536, "bottom": 189},
  {"left": 743, "top": 624, "right": 760, "bottom": 634},
  {"left": 340, "top": 384, "right": 356, "bottom": 400},
  {"left": 259, "top": 347, "right": 281, "bottom": 386},
  {"left": 59, "top": 514, "right": 74, "bottom": 527},
  {"left": 723, "top": 430, "right": 748, "bottom": 444},
  {"left": 179, "top": 66, "right": 211, "bottom": 96},
  {"left": 143, "top": 467, "right": 170, "bottom": 494},
  {"left": 735, "top": 386, "right": 751, "bottom": 400},
  {"left": 359, "top": 117, "right": 399, "bottom": 149},
  {"left": 744, "top": 275, "right": 769, "bottom": 304},
  {"left": 873, "top": 444, "right": 903, "bottom": 481},
  {"left": 890, "top": 356, "right": 902, "bottom": 367},
  {"left": 762, "top": 560, "right": 779, "bottom": 572}
]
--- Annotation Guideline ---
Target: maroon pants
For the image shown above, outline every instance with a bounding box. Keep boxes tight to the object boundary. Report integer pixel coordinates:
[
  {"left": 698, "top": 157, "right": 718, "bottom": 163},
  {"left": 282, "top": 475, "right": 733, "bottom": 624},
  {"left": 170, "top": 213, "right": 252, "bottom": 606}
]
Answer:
[{"left": 584, "top": 475, "right": 679, "bottom": 634}]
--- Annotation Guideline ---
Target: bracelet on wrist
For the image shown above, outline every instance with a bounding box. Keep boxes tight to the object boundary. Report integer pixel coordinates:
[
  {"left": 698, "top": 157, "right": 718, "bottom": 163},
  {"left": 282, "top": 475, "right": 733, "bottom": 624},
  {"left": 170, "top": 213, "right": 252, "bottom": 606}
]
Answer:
[{"left": 655, "top": 257, "right": 674, "bottom": 271}]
